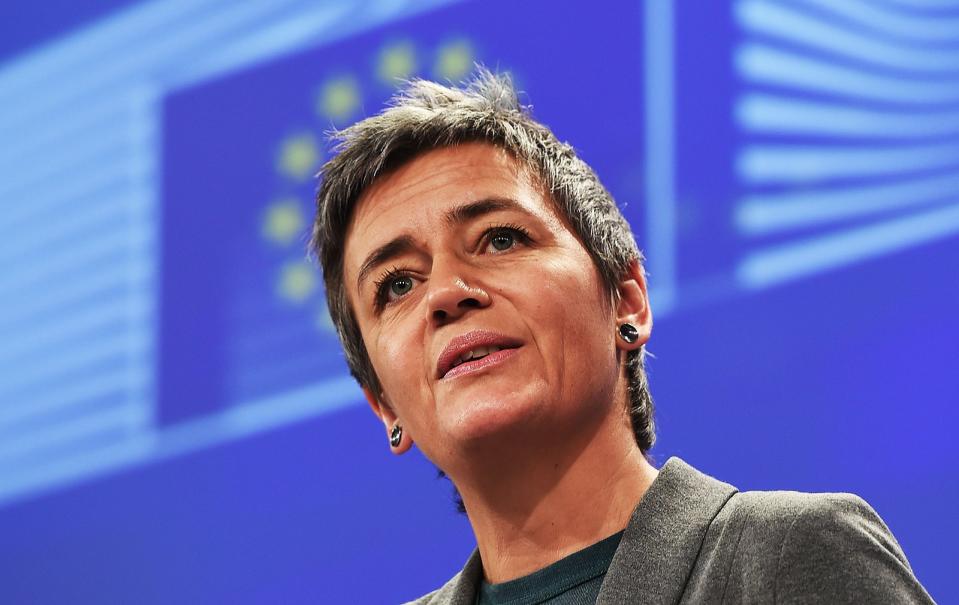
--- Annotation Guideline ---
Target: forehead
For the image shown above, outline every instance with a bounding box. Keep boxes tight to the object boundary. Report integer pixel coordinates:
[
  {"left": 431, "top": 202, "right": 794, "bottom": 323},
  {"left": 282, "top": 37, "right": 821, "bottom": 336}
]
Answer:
[
  {"left": 354, "top": 142, "right": 540, "bottom": 222},
  {"left": 342, "top": 143, "right": 553, "bottom": 270}
]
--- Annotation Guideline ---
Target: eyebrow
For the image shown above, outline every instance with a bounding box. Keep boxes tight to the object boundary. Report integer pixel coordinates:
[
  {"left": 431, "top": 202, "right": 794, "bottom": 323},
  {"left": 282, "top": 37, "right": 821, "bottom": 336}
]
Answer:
[
  {"left": 355, "top": 197, "right": 531, "bottom": 291},
  {"left": 356, "top": 235, "right": 418, "bottom": 291},
  {"left": 443, "top": 197, "right": 525, "bottom": 227}
]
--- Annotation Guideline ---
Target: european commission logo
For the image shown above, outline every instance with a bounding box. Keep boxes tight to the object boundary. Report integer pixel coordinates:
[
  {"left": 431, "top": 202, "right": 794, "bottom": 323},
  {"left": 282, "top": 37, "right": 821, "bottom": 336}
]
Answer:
[{"left": 0, "top": 0, "right": 467, "bottom": 509}]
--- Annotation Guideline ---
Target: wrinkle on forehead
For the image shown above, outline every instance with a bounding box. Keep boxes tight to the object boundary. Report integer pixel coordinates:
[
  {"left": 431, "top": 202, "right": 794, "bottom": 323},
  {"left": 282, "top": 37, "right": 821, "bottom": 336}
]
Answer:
[
  {"left": 342, "top": 143, "right": 540, "bottom": 291},
  {"left": 357, "top": 143, "right": 528, "bottom": 220}
]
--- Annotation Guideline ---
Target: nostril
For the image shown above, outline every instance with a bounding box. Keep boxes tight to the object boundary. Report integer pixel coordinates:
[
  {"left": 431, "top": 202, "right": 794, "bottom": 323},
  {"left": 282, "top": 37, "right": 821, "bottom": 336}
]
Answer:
[{"left": 459, "top": 297, "right": 481, "bottom": 309}]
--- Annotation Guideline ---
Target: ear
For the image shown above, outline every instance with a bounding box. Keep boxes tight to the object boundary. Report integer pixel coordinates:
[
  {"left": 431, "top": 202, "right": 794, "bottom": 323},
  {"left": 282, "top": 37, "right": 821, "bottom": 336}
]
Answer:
[
  {"left": 614, "top": 259, "right": 653, "bottom": 351},
  {"left": 362, "top": 386, "right": 412, "bottom": 455}
]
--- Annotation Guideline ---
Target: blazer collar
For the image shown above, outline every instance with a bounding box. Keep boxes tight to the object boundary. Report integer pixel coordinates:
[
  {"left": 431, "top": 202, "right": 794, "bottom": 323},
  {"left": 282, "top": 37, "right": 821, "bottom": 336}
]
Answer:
[
  {"left": 437, "top": 457, "right": 736, "bottom": 605},
  {"left": 434, "top": 549, "right": 483, "bottom": 605},
  {"left": 596, "top": 457, "right": 738, "bottom": 605}
]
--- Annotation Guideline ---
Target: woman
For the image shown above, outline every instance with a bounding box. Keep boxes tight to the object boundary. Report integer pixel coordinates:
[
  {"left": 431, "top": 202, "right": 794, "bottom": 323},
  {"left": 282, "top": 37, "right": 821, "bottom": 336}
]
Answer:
[{"left": 311, "top": 70, "right": 934, "bottom": 604}]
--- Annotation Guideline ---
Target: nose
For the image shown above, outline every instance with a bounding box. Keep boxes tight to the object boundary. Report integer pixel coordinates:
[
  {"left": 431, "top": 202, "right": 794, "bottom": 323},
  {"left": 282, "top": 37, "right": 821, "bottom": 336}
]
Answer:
[{"left": 427, "top": 259, "right": 491, "bottom": 323}]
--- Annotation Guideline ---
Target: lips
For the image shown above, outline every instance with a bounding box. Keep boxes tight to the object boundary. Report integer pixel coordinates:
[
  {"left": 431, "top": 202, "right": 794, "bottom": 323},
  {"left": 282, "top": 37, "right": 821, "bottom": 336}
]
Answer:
[{"left": 436, "top": 330, "right": 522, "bottom": 379}]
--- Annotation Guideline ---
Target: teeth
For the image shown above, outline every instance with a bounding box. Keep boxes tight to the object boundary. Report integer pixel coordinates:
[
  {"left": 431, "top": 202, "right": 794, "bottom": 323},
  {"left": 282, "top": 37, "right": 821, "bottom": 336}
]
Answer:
[{"left": 451, "top": 345, "right": 502, "bottom": 369}]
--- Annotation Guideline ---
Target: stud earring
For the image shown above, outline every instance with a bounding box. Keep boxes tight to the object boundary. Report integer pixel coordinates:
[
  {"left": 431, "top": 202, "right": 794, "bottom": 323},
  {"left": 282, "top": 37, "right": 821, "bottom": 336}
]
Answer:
[
  {"left": 389, "top": 424, "right": 403, "bottom": 448},
  {"left": 618, "top": 323, "right": 639, "bottom": 344}
]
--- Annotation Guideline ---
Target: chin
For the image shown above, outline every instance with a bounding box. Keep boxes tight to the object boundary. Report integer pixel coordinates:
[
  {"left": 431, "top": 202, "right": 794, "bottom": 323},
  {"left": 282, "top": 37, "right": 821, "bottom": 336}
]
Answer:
[{"left": 441, "top": 382, "right": 547, "bottom": 447}]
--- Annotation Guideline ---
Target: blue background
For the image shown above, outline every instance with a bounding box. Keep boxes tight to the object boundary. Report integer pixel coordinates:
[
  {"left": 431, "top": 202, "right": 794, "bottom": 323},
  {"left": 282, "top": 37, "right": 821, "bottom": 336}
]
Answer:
[{"left": 0, "top": 1, "right": 956, "bottom": 603}]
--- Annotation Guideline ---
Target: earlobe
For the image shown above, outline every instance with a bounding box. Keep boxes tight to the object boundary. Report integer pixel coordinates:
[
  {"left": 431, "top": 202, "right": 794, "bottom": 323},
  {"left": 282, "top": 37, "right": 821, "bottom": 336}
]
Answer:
[
  {"left": 614, "top": 259, "right": 653, "bottom": 349},
  {"left": 362, "top": 386, "right": 413, "bottom": 455}
]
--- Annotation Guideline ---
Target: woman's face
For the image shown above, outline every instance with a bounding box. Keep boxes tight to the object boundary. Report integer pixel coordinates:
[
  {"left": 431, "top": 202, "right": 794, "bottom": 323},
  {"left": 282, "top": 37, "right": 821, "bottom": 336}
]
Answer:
[{"left": 343, "top": 142, "right": 644, "bottom": 471}]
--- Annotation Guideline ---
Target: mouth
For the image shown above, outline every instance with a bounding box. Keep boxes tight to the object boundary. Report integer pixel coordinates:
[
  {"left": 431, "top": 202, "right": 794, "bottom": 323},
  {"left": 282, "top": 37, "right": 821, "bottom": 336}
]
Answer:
[{"left": 436, "top": 331, "right": 522, "bottom": 380}]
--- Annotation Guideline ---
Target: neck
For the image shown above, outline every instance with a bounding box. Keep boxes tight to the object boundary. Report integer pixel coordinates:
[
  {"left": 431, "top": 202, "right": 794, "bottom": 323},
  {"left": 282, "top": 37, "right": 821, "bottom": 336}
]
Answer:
[{"left": 451, "top": 408, "right": 658, "bottom": 584}]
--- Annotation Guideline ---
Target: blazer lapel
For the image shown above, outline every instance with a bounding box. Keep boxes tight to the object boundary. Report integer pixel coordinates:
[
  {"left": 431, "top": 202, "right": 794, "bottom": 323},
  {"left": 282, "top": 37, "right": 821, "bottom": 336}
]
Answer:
[
  {"left": 596, "top": 457, "right": 738, "bottom": 605},
  {"left": 430, "top": 548, "right": 483, "bottom": 605}
]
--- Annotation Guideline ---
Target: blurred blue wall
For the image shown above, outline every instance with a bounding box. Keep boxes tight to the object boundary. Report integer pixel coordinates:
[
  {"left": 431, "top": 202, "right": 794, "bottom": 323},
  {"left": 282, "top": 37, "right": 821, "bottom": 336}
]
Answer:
[{"left": 0, "top": 1, "right": 956, "bottom": 603}]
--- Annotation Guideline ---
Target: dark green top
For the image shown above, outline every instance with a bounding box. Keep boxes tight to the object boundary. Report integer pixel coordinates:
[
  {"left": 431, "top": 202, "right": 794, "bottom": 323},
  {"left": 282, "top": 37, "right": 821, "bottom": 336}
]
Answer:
[{"left": 474, "top": 530, "right": 625, "bottom": 605}]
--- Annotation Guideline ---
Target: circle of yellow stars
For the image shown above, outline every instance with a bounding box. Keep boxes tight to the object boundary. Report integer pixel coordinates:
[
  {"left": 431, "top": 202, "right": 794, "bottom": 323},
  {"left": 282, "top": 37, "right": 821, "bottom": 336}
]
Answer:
[{"left": 263, "top": 37, "right": 477, "bottom": 326}]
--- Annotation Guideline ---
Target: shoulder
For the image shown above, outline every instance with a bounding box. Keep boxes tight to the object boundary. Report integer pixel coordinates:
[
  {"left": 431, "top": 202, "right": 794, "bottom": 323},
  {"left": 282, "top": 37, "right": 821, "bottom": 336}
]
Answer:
[
  {"left": 711, "top": 490, "right": 935, "bottom": 604},
  {"left": 705, "top": 490, "right": 883, "bottom": 560},
  {"left": 729, "top": 490, "right": 908, "bottom": 568},
  {"left": 728, "top": 489, "right": 888, "bottom": 544}
]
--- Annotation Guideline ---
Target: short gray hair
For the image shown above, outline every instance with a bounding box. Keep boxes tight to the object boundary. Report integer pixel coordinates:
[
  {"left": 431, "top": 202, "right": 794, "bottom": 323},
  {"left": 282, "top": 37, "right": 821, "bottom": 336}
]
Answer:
[{"left": 311, "top": 68, "right": 655, "bottom": 453}]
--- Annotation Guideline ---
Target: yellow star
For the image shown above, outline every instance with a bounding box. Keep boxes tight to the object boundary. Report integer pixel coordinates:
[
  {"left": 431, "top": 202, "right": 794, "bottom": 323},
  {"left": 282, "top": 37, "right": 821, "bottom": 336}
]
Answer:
[
  {"left": 262, "top": 199, "right": 305, "bottom": 246},
  {"left": 378, "top": 40, "right": 417, "bottom": 84},
  {"left": 277, "top": 261, "right": 316, "bottom": 303},
  {"left": 277, "top": 132, "right": 319, "bottom": 181},
  {"left": 318, "top": 76, "right": 361, "bottom": 122},
  {"left": 434, "top": 39, "right": 474, "bottom": 81}
]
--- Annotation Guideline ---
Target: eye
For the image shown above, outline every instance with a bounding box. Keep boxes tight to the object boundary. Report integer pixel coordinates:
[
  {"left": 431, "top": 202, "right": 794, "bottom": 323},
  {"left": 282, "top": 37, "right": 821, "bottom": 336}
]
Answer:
[
  {"left": 388, "top": 275, "right": 413, "bottom": 298},
  {"left": 483, "top": 225, "right": 531, "bottom": 253},
  {"left": 490, "top": 230, "right": 515, "bottom": 251},
  {"left": 373, "top": 268, "right": 418, "bottom": 311}
]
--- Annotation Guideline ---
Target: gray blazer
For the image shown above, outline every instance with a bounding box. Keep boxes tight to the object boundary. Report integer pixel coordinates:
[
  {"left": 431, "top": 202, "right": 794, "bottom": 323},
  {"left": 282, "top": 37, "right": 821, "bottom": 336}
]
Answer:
[{"left": 410, "top": 457, "right": 935, "bottom": 604}]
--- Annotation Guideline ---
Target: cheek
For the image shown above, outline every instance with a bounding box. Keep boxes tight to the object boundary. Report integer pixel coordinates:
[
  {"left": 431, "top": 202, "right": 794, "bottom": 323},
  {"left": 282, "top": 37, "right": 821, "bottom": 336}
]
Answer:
[
  {"left": 370, "top": 330, "right": 411, "bottom": 392},
  {"left": 367, "top": 320, "right": 433, "bottom": 418},
  {"left": 542, "top": 256, "right": 610, "bottom": 325},
  {"left": 524, "top": 258, "right": 613, "bottom": 364},
  {"left": 555, "top": 262, "right": 616, "bottom": 372}
]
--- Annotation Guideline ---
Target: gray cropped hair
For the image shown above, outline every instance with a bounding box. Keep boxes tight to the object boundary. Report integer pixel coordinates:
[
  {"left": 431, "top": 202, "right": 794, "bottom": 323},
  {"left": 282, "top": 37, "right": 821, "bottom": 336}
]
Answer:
[{"left": 311, "top": 68, "right": 655, "bottom": 454}]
